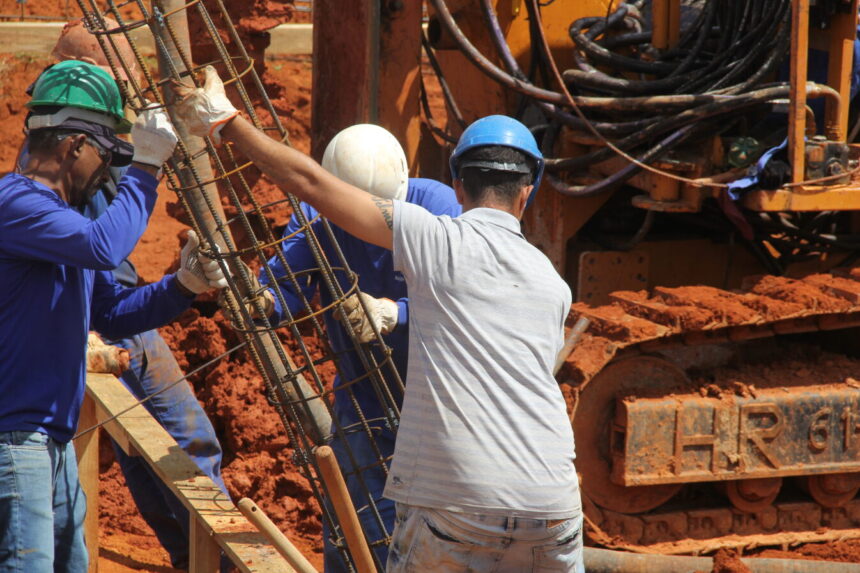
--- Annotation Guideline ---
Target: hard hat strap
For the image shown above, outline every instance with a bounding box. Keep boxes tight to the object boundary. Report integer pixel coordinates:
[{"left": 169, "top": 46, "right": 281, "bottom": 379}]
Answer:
[{"left": 456, "top": 159, "right": 532, "bottom": 174}]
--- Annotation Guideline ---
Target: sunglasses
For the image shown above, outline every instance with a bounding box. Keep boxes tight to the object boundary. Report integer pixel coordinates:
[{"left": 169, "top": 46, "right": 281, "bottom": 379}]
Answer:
[
  {"left": 84, "top": 136, "right": 112, "bottom": 165},
  {"left": 56, "top": 132, "right": 112, "bottom": 165}
]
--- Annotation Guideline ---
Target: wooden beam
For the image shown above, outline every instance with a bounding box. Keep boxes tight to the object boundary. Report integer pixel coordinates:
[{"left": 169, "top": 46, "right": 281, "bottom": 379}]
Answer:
[
  {"left": 73, "top": 396, "right": 99, "bottom": 573},
  {"left": 311, "top": 0, "right": 374, "bottom": 159},
  {"left": 0, "top": 22, "right": 313, "bottom": 56},
  {"left": 84, "top": 373, "right": 301, "bottom": 573}
]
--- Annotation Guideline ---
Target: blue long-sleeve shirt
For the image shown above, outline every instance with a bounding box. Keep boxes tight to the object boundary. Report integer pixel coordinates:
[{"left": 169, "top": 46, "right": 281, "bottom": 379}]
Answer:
[
  {"left": 0, "top": 168, "right": 192, "bottom": 442},
  {"left": 83, "top": 168, "right": 140, "bottom": 288},
  {"left": 260, "top": 178, "right": 462, "bottom": 430}
]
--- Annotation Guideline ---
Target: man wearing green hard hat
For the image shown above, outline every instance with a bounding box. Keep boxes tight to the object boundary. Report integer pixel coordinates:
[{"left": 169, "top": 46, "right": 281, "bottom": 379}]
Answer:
[{"left": 0, "top": 60, "right": 227, "bottom": 572}]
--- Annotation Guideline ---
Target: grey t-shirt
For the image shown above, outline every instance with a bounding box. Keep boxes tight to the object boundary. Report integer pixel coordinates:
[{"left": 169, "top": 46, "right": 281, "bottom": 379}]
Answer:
[{"left": 384, "top": 202, "right": 580, "bottom": 519}]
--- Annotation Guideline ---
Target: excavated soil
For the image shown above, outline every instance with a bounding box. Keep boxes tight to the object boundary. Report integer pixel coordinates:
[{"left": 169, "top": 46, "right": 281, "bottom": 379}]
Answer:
[{"left": 6, "top": 3, "right": 860, "bottom": 572}]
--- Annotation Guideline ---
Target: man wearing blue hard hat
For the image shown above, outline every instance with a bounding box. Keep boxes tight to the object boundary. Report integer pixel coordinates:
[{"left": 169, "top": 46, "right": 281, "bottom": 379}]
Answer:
[{"left": 175, "top": 68, "right": 582, "bottom": 573}]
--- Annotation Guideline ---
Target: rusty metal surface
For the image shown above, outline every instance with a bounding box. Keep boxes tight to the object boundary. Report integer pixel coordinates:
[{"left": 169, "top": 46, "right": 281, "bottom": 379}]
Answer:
[
  {"left": 593, "top": 499, "right": 860, "bottom": 553},
  {"left": 563, "top": 269, "right": 860, "bottom": 550},
  {"left": 615, "top": 384, "right": 860, "bottom": 486},
  {"left": 311, "top": 0, "right": 374, "bottom": 160},
  {"left": 576, "top": 251, "right": 649, "bottom": 306},
  {"left": 572, "top": 355, "right": 687, "bottom": 515}
]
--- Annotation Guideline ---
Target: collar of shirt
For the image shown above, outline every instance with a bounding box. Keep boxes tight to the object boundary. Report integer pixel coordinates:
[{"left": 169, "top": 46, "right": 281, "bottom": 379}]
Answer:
[{"left": 459, "top": 207, "right": 522, "bottom": 236}]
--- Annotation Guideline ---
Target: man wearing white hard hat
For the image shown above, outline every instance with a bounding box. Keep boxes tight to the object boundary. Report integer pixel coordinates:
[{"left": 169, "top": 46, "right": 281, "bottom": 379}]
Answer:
[{"left": 255, "top": 124, "right": 461, "bottom": 571}]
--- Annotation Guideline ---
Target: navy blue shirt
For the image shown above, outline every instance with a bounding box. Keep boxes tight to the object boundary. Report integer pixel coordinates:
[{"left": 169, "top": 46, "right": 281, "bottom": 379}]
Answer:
[
  {"left": 0, "top": 168, "right": 192, "bottom": 442},
  {"left": 260, "top": 178, "right": 462, "bottom": 431}
]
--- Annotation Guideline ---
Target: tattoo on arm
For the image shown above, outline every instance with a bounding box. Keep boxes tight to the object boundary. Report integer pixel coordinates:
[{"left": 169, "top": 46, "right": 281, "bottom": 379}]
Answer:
[{"left": 372, "top": 197, "right": 394, "bottom": 230}]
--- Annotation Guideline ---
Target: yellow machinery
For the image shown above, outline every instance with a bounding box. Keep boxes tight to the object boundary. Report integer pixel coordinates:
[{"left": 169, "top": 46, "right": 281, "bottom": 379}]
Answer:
[{"left": 313, "top": 0, "right": 860, "bottom": 553}]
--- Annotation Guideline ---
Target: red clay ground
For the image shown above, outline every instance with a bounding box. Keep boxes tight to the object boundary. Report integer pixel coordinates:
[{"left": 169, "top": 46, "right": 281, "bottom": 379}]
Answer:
[{"left": 5, "top": 4, "right": 860, "bottom": 573}]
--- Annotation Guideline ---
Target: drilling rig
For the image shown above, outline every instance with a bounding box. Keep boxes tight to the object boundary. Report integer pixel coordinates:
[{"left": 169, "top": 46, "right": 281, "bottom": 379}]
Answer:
[{"left": 312, "top": 0, "right": 860, "bottom": 556}]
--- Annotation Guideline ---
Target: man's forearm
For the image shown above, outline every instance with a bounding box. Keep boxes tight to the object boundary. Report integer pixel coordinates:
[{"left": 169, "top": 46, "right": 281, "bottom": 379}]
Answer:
[
  {"left": 221, "top": 116, "right": 394, "bottom": 249},
  {"left": 222, "top": 116, "right": 326, "bottom": 204}
]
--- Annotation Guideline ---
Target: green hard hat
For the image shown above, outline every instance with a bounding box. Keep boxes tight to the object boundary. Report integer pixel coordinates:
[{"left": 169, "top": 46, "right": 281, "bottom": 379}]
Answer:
[{"left": 26, "top": 60, "right": 130, "bottom": 133}]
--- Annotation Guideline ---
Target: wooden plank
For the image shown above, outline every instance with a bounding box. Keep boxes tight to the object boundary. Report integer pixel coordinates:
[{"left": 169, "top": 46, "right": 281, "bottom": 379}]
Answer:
[
  {"left": 73, "top": 396, "right": 100, "bottom": 573},
  {"left": 0, "top": 22, "right": 312, "bottom": 56},
  {"left": 85, "top": 373, "right": 299, "bottom": 573},
  {"left": 191, "top": 518, "right": 222, "bottom": 573}
]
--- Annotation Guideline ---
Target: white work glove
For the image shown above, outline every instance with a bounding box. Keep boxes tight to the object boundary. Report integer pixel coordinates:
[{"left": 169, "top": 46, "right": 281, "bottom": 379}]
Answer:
[
  {"left": 174, "top": 65, "right": 239, "bottom": 144},
  {"left": 175, "top": 230, "right": 229, "bottom": 295},
  {"left": 218, "top": 259, "right": 275, "bottom": 319},
  {"left": 340, "top": 293, "right": 399, "bottom": 343},
  {"left": 131, "top": 103, "right": 179, "bottom": 167}
]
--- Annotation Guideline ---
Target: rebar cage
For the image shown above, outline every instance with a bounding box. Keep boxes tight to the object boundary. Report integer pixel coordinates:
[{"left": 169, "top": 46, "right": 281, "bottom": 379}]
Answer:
[{"left": 73, "top": 1, "right": 402, "bottom": 569}]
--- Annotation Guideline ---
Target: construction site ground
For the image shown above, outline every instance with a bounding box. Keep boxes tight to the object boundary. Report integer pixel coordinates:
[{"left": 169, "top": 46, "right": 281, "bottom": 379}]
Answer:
[{"left": 5, "top": 1, "right": 860, "bottom": 572}]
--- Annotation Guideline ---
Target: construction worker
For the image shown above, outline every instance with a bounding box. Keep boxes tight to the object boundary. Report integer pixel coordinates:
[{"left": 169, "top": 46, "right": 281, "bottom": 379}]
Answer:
[
  {"left": 253, "top": 124, "right": 461, "bottom": 571},
  {"left": 176, "top": 68, "right": 583, "bottom": 572},
  {"left": 0, "top": 61, "right": 227, "bottom": 572},
  {"left": 45, "top": 19, "right": 233, "bottom": 569}
]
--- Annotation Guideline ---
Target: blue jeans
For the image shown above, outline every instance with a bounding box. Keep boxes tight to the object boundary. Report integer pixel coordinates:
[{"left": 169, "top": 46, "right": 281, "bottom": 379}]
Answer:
[
  {"left": 107, "top": 330, "right": 229, "bottom": 569},
  {"left": 323, "top": 428, "right": 396, "bottom": 572},
  {"left": 0, "top": 431, "right": 88, "bottom": 573},
  {"left": 386, "top": 504, "right": 584, "bottom": 573}
]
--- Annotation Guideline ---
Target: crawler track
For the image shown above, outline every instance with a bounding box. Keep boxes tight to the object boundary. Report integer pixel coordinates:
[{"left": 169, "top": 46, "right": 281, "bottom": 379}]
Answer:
[{"left": 558, "top": 269, "right": 860, "bottom": 553}]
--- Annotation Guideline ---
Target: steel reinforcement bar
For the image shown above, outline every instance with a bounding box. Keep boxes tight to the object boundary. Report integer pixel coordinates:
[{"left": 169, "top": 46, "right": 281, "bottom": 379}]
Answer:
[{"left": 72, "top": 2, "right": 400, "bottom": 569}]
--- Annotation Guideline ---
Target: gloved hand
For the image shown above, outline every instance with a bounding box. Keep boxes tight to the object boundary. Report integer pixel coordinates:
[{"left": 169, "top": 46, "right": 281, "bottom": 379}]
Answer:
[
  {"left": 173, "top": 65, "right": 239, "bottom": 144},
  {"left": 175, "top": 230, "right": 229, "bottom": 295},
  {"left": 234, "top": 259, "right": 275, "bottom": 319},
  {"left": 340, "top": 293, "right": 398, "bottom": 343},
  {"left": 131, "top": 103, "right": 179, "bottom": 167},
  {"left": 86, "top": 332, "right": 130, "bottom": 376}
]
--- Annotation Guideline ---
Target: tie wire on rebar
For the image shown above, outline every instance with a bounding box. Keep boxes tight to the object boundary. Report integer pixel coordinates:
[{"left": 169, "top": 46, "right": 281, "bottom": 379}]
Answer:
[{"left": 73, "top": 1, "right": 404, "bottom": 569}]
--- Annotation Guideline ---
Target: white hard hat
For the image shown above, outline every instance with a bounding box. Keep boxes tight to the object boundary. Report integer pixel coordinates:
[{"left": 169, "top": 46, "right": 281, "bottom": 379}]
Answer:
[{"left": 322, "top": 124, "right": 408, "bottom": 201}]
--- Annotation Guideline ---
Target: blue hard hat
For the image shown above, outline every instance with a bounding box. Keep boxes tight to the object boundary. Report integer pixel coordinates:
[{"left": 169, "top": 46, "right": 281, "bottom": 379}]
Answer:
[{"left": 449, "top": 115, "right": 545, "bottom": 204}]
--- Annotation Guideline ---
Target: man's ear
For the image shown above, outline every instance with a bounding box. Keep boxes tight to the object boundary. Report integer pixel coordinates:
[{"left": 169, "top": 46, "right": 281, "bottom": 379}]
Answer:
[
  {"left": 453, "top": 178, "right": 466, "bottom": 205},
  {"left": 516, "top": 184, "right": 533, "bottom": 217},
  {"left": 68, "top": 134, "right": 87, "bottom": 158}
]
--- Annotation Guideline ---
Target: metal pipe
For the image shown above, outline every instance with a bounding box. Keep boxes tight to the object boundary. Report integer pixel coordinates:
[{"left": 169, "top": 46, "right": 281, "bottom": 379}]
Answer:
[
  {"left": 789, "top": 0, "right": 810, "bottom": 183},
  {"left": 584, "top": 547, "right": 860, "bottom": 573}
]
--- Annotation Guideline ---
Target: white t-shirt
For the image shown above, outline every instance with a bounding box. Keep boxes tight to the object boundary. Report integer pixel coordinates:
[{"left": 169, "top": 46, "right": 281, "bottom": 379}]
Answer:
[{"left": 384, "top": 202, "right": 580, "bottom": 519}]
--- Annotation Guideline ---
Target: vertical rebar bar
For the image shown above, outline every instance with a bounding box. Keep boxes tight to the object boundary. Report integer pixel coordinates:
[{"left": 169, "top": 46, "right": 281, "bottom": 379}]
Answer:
[{"left": 73, "top": 1, "right": 405, "bottom": 569}]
